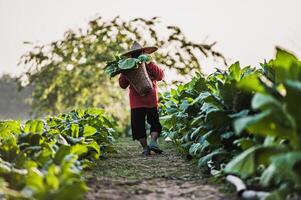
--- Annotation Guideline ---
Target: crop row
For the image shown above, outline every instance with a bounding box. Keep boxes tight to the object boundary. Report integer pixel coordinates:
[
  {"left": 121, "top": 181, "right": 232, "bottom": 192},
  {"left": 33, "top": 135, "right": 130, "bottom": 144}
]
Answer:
[
  {"left": 0, "top": 108, "right": 117, "bottom": 199},
  {"left": 159, "top": 48, "right": 301, "bottom": 199}
]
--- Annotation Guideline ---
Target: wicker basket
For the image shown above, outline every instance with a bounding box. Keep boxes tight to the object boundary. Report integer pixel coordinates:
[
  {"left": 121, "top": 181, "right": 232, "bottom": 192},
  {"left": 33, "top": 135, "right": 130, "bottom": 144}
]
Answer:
[{"left": 123, "top": 63, "right": 153, "bottom": 96}]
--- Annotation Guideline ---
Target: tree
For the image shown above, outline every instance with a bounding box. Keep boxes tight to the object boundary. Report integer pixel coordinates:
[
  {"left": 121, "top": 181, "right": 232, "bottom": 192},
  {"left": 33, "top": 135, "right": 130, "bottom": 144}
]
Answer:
[
  {"left": 0, "top": 74, "right": 32, "bottom": 119},
  {"left": 18, "top": 16, "right": 226, "bottom": 124}
]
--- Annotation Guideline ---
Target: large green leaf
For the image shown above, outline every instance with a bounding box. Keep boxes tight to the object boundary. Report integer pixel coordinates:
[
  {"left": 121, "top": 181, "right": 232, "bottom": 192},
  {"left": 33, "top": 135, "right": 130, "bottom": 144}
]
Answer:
[
  {"left": 187, "top": 74, "right": 208, "bottom": 93},
  {"left": 234, "top": 93, "right": 298, "bottom": 147},
  {"left": 224, "top": 145, "right": 287, "bottom": 178},
  {"left": 234, "top": 111, "right": 297, "bottom": 145},
  {"left": 260, "top": 151, "right": 301, "bottom": 186},
  {"left": 71, "top": 144, "right": 88, "bottom": 156},
  {"left": 228, "top": 61, "right": 241, "bottom": 81},
  {"left": 284, "top": 80, "right": 301, "bottom": 130},
  {"left": 118, "top": 58, "right": 139, "bottom": 70},
  {"left": 237, "top": 73, "right": 265, "bottom": 93},
  {"left": 251, "top": 93, "right": 283, "bottom": 112},
  {"left": 83, "top": 126, "right": 96, "bottom": 137},
  {"left": 202, "top": 105, "right": 230, "bottom": 129},
  {"left": 217, "top": 81, "right": 237, "bottom": 109},
  {"left": 137, "top": 54, "right": 152, "bottom": 63},
  {"left": 54, "top": 145, "right": 72, "bottom": 165},
  {"left": 24, "top": 120, "right": 44, "bottom": 134},
  {"left": 268, "top": 47, "right": 301, "bottom": 83},
  {"left": 24, "top": 168, "right": 45, "bottom": 197},
  {"left": 160, "top": 114, "right": 177, "bottom": 129},
  {"left": 0, "top": 121, "right": 21, "bottom": 137},
  {"left": 198, "top": 130, "right": 221, "bottom": 147},
  {"left": 71, "top": 124, "right": 79, "bottom": 138}
]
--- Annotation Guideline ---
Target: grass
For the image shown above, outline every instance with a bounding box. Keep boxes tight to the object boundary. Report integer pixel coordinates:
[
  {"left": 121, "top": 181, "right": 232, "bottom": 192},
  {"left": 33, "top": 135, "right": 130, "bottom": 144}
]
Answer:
[
  {"left": 89, "top": 137, "right": 205, "bottom": 180},
  {"left": 85, "top": 136, "right": 238, "bottom": 199}
]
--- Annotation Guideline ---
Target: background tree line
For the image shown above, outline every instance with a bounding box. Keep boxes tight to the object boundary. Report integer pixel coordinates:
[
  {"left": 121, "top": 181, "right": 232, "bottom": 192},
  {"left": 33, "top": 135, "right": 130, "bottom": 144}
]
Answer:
[
  {"left": 0, "top": 74, "right": 32, "bottom": 119},
  {"left": 1, "top": 16, "right": 226, "bottom": 125}
]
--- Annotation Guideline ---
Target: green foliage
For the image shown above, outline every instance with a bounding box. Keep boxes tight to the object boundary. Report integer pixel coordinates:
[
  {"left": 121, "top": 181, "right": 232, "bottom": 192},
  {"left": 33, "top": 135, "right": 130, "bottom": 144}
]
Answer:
[
  {"left": 160, "top": 63, "right": 255, "bottom": 182},
  {"left": 224, "top": 145, "right": 288, "bottom": 178},
  {"left": 17, "top": 16, "right": 225, "bottom": 130},
  {"left": 0, "top": 74, "right": 32, "bottom": 120},
  {"left": 159, "top": 48, "right": 301, "bottom": 197},
  {"left": 0, "top": 108, "right": 117, "bottom": 199},
  {"left": 104, "top": 54, "right": 152, "bottom": 77}
]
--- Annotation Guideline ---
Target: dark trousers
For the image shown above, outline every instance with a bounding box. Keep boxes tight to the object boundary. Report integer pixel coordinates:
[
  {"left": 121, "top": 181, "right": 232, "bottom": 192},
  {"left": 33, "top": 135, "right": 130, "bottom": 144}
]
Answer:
[{"left": 130, "top": 107, "right": 162, "bottom": 140}]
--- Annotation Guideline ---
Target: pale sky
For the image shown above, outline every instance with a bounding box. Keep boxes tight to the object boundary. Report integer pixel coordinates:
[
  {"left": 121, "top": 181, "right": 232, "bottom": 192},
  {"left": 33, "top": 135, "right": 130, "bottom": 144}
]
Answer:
[{"left": 0, "top": 0, "right": 301, "bottom": 76}]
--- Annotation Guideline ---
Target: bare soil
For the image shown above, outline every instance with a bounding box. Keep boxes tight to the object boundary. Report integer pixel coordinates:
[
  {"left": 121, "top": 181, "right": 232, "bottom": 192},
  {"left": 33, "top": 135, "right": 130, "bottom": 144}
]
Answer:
[{"left": 85, "top": 137, "right": 236, "bottom": 200}]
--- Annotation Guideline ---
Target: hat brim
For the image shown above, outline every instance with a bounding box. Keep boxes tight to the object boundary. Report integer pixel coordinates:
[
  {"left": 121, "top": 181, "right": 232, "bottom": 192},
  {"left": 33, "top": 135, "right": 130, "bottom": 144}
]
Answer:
[{"left": 121, "top": 46, "right": 158, "bottom": 57}]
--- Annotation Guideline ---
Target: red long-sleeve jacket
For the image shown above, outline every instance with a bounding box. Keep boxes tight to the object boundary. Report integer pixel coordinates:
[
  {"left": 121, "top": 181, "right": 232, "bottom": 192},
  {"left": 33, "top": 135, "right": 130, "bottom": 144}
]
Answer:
[{"left": 119, "top": 62, "right": 164, "bottom": 109}]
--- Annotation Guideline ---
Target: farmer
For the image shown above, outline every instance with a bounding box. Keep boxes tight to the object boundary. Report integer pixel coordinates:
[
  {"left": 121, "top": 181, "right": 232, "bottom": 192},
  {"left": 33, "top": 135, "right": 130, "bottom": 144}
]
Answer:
[{"left": 118, "top": 41, "right": 164, "bottom": 156}]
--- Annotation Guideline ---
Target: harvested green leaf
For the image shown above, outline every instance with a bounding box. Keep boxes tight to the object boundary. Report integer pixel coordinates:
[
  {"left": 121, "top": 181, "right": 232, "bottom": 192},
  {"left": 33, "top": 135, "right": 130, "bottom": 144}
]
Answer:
[{"left": 104, "top": 54, "right": 152, "bottom": 77}]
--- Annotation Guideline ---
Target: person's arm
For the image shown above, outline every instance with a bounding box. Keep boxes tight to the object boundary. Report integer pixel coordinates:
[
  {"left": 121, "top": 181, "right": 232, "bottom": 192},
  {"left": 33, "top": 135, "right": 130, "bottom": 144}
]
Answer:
[
  {"left": 118, "top": 74, "right": 130, "bottom": 89},
  {"left": 148, "top": 62, "right": 164, "bottom": 81}
]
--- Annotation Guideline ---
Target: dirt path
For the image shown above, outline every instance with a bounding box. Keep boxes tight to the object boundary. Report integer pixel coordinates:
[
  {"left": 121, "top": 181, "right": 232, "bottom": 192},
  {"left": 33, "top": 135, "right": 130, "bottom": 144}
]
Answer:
[{"left": 85, "top": 137, "right": 234, "bottom": 200}]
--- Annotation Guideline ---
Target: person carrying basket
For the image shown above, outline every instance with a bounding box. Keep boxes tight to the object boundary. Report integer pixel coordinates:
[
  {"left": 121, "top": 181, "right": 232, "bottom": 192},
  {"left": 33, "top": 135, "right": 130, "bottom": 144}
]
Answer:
[{"left": 118, "top": 41, "right": 164, "bottom": 156}]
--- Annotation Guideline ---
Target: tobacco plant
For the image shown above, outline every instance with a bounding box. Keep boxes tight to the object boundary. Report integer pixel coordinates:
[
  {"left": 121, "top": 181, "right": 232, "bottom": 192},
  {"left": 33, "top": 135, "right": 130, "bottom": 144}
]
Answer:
[
  {"left": 0, "top": 108, "right": 117, "bottom": 199},
  {"left": 160, "top": 48, "right": 301, "bottom": 199}
]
